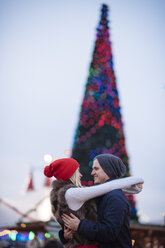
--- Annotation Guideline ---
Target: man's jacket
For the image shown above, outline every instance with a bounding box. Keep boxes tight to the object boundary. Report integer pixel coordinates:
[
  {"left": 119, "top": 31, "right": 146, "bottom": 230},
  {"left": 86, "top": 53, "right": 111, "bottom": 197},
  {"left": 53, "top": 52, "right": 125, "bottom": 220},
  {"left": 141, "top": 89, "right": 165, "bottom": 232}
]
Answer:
[{"left": 78, "top": 187, "right": 132, "bottom": 248}]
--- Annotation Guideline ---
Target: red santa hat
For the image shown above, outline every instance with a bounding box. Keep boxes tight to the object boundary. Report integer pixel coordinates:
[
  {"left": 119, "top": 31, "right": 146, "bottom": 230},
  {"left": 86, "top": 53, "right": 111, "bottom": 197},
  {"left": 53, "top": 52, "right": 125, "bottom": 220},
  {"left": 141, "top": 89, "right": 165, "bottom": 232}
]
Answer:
[{"left": 44, "top": 158, "right": 80, "bottom": 181}]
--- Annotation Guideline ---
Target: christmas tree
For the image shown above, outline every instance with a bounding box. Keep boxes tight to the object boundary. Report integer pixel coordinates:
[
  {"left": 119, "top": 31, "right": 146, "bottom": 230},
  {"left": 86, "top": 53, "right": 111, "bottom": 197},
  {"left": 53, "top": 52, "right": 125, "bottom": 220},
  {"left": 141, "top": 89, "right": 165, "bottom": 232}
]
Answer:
[{"left": 71, "top": 4, "right": 137, "bottom": 220}]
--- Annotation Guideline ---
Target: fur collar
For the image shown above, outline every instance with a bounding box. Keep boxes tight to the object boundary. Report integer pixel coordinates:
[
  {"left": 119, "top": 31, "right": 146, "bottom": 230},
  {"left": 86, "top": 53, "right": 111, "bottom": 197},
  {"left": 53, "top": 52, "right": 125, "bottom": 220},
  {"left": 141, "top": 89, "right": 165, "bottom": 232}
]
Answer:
[{"left": 50, "top": 180, "right": 97, "bottom": 247}]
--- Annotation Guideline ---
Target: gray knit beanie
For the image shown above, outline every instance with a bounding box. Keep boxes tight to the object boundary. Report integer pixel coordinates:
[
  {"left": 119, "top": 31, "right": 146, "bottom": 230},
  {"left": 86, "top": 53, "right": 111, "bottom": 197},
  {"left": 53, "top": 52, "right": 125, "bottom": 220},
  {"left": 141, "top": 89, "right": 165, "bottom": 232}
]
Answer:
[{"left": 94, "top": 154, "right": 126, "bottom": 179}]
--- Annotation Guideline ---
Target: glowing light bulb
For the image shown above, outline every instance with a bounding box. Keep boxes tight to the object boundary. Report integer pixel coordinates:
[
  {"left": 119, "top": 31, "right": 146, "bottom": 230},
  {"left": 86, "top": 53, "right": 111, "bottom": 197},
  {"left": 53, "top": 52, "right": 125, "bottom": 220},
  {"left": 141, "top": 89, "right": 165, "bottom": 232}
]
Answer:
[
  {"left": 43, "top": 154, "right": 53, "bottom": 164},
  {"left": 45, "top": 233, "right": 51, "bottom": 238},
  {"left": 29, "top": 231, "right": 35, "bottom": 240}
]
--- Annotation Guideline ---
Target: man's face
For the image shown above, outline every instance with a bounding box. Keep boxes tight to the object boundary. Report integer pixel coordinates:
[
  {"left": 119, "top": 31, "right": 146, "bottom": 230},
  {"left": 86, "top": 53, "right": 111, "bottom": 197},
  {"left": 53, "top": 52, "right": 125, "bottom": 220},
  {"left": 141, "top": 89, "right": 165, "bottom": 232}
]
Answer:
[{"left": 91, "top": 159, "right": 110, "bottom": 184}]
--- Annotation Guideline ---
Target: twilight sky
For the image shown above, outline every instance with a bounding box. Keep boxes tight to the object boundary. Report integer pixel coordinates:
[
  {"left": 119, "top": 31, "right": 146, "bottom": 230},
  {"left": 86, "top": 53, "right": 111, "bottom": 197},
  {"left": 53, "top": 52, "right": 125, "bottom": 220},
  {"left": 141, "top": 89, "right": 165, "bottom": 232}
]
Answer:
[{"left": 0, "top": 0, "right": 165, "bottom": 224}]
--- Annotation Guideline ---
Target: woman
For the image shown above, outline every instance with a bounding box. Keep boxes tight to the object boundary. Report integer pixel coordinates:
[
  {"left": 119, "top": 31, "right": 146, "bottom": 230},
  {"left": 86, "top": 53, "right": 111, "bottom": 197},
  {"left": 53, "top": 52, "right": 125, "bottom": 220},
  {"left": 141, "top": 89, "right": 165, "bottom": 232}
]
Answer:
[
  {"left": 44, "top": 157, "right": 143, "bottom": 248},
  {"left": 44, "top": 158, "right": 98, "bottom": 248}
]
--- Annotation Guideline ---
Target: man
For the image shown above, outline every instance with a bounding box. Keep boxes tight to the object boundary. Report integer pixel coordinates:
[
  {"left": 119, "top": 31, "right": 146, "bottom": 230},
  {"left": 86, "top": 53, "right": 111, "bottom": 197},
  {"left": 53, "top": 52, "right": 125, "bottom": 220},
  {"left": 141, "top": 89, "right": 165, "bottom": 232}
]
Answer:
[{"left": 62, "top": 154, "right": 141, "bottom": 247}]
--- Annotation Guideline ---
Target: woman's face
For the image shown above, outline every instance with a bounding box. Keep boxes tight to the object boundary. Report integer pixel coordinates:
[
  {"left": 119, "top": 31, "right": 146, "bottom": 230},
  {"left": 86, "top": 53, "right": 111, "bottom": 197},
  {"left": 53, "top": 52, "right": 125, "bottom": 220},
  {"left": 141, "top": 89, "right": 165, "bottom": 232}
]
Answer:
[{"left": 77, "top": 168, "right": 82, "bottom": 183}]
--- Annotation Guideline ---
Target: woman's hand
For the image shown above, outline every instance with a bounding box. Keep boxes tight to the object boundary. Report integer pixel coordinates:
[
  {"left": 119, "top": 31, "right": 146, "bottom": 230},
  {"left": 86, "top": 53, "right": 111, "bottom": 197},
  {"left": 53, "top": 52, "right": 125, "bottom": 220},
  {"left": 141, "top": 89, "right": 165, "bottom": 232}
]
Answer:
[
  {"left": 64, "top": 226, "right": 74, "bottom": 240},
  {"left": 136, "top": 183, "right": 143, "bottom": 190},
  {"left": 62, "top": 213, "right": 80, "bottom": 231}
]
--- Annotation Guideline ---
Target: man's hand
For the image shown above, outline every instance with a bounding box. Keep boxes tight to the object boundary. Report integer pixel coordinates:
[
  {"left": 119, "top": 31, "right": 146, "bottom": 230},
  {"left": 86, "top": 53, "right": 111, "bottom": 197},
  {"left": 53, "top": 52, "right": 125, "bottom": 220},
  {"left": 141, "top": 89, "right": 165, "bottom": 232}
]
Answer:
[
  {"left": 62, "top": 213, "right": 80, "bottom": 231},
  {"left": 64, "top": 226, "right": 74, "bottom": 240}
]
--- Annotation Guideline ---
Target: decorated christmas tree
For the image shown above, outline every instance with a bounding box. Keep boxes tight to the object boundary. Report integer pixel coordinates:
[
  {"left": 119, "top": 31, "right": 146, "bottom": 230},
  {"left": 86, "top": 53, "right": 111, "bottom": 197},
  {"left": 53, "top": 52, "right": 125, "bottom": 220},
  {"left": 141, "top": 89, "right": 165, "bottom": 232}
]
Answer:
[{"left": 71, "top": 4, "right": 137, "bottom": 220}]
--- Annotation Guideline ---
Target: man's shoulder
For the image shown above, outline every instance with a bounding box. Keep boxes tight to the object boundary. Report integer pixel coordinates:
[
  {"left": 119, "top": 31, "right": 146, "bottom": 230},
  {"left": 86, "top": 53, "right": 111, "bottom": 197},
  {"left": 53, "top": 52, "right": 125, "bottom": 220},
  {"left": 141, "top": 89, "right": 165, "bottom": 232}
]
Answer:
[
  {"left": 105, "top": 189, "right": 127, "bottom": 201},
  {"left": 107, "top": 188, "right": 123, "bottom": 195},
  {"left": 104, "top": 190, "right": 129, "bottom": 209}
]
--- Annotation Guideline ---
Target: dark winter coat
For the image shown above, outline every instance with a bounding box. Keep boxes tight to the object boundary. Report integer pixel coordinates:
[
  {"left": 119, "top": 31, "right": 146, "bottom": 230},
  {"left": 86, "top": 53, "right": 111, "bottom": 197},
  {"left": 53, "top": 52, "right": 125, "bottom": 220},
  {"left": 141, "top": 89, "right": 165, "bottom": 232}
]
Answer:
[
  {"left": 50, "top": 180, "right": 98, "bottom": 248},
  {"left": 78, "top": 187, "right": 132, "bottom": 248}
]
